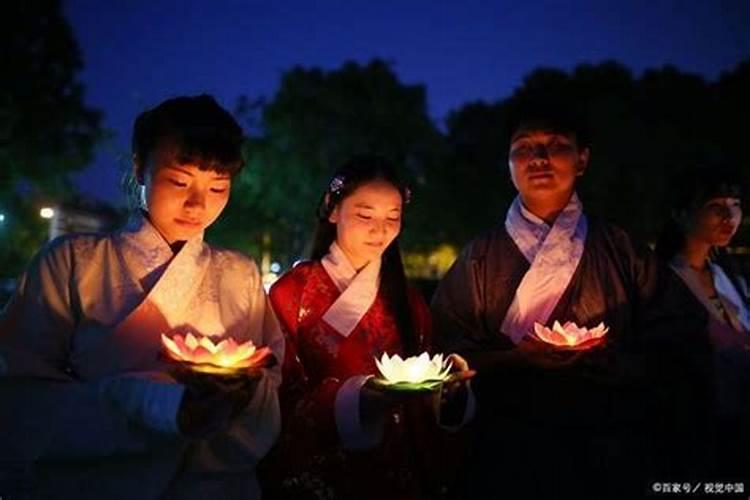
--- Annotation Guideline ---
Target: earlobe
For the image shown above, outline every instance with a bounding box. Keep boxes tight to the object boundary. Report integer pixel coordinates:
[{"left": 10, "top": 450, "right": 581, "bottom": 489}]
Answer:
[
  {"left": 328, "top": 205, "right": 339, "bottom": 224},
  {"left": 576, "top": 148, "right": 590, "bottom": 176}
]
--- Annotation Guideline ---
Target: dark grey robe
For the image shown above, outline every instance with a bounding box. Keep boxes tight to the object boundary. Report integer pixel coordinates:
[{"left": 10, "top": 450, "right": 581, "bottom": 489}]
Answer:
[{"left": 432, "top": 218, "right": 711, "bottom": 499}]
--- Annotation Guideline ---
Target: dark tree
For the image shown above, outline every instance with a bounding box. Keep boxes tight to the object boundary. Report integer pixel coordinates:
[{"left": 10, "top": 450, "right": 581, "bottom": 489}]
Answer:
[
  {"left": 211, "top": 60, "right": 444, "bottom": 264},
  {"left": 446, "top": 59, "right": 749, "bottom": 246},
  {"left": 0, "top": 0, "right": 102, "bottom": 278}
]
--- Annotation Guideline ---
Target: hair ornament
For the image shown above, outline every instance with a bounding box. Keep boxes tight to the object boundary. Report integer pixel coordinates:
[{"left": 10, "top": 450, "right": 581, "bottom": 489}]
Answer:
[
  {"left": 328, "top": 175, "right": 345, "bottom": 196},
  {"left": 403, "top": 186, "right": 413, "bottom": 205}
]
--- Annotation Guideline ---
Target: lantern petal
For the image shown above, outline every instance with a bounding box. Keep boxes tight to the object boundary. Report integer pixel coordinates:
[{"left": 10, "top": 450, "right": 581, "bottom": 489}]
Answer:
[
  {"left": 534, "top": 322, "right": 546, "bottom": 338},
  {"left": 380, "top": 354, "right": 399, "bottom": 382},
  {"left": 214, "top": 339, "right": 228, "bottom": 353},
  {"left": 221, "top": 338, "right": 239, "bottom": 357},
  {"left": 244, "top": 346, "right": 272, "bottom": 367},
  {"left": 161, "top": 334, "right": 184, "bottom": 360},
  {"left": 171, "top": 334, "right": 188, "bottom": 354},
  {"left": 537, "top": 325, "right": 568, "bottom": 346},
  {"left": 376, "top": 357, "right": 390, "bottom": 381},
  {"left": 185, "top": 333, "right": 199, "bottom": 351},
  {"left": 199, "top": 336, "right": 219, "bottom": 354},
  {"left": 224, "top": 342, "right": 258, "bottom": 367},
  {"left": 190, "top": 345, "right": 213, "bottom": 364},
  {"left": 234, "top": 340, "right": 257, "bottom": 361}
]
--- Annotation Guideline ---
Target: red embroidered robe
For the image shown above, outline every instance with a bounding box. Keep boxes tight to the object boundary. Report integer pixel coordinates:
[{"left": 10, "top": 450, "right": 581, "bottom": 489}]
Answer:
[{"left": 260, "top": 261, "right": 455, "bottom": 500}]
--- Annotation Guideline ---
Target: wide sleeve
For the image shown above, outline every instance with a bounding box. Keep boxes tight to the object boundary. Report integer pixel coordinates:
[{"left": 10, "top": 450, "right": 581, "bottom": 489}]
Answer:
[
  {"left": 188, "top": 258, "right": 284, "bottom": 470},
  {"left": 0, "top": 238, "right": 181, "bottom": 462},
  {"left": 620, "top": 232, "right": 709, "bottom": 373},
  {"left": 403, "top": 284, "right": 431, "bottom": 352},
  {"left": 410, "top": 282, "right": 475, "bottom": 430},
  {"left": 629, "top": 242, "right": 717, "bottom": 473},
  {"left": 267, "top": 266, "right": 349, "bottom": 447},
  {"left": 430, "top": 242, "right": 490, "bottom": 356}
]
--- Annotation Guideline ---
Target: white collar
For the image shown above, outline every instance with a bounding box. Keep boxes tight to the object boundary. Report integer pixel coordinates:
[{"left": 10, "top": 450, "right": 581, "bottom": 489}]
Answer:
[
  {"left": 671, "top": 255, "right": 750, "bottom": 332},
  {"left": 321, "top": 242, "right": 382, "bottom": 337},
  {"left": 501, "top": 192, "right": 588, "bottom": 343},
  {"left": 505, "top": 193, "right": 584, "bottom": 264},
  {"left": 518, "top": 201, "right": 549, "bottom": 227},
  {"left": 321, "top": 241, "right": 360, "bottom": 292},
  {"left": 123, "top": 211, "right": 204, "bottom": 253}
]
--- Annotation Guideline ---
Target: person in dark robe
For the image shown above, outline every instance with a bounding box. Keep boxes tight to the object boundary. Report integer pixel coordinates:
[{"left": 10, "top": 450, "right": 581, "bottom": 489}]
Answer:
[
  {"left": 656, "top": 166, "right": 749, "bottom": 480},
  {"left": 431, "top": 94, "right": 708, "bottom": 499}
]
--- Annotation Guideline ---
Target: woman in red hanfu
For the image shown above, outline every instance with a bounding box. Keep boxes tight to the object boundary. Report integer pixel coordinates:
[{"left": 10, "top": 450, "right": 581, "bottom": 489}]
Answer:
[{"left": 260, "top": 156, "right": 474, "bottom": 500}]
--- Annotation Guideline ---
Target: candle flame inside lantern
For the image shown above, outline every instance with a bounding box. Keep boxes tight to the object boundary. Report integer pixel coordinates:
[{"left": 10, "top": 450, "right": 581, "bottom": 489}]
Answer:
[
  {"left": 375, "top": 352, "right": 452, "bottom": 384},
  {"left": 533, "top": 321, "right": 609, "bottom": 348},
  {"left": 161, "top": 333, "right": 270, "bottom": 369}
]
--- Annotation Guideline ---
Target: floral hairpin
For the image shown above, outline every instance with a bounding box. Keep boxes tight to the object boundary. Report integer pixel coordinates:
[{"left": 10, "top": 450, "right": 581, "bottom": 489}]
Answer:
[{"left": 328, "top": 175, "right": 345, "bottom": 196}]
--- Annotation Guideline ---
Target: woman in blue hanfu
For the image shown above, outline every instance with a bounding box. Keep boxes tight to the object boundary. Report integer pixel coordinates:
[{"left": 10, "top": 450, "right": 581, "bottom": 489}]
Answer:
[
  {"left": 0, "top": 95, "right": 283, "bottom": 499},
  {"left": 431, "top": 92, "right": 705, "bottom": 499},
  {"left": 656, "top": 166, "right": 749, "bottom": 480}
]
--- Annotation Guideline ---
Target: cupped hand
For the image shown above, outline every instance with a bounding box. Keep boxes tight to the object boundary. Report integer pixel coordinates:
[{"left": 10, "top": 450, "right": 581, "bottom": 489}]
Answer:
[{"left": 177, "top": 372, "right": 260, "bottom": 438}]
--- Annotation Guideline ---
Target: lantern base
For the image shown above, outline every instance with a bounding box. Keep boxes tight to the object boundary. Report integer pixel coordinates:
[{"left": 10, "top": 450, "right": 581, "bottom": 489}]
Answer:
[
  {"left": 369, "top": 377, "right": 444, "bottom": 393},
  {"left": 160, "top": 350, "right": 275, "bottom": 381}
]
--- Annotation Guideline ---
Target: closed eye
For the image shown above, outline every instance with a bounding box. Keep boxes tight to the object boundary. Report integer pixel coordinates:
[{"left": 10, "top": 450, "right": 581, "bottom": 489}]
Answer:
[
  {"left": 510, "top": 145, "right": 532, "bottom": 157},
  {"left": 169, "top": 179, "right": 187, "bottom": 187},
  {"left": 358, "top": 214, "right": 372, "bottom": 220}
]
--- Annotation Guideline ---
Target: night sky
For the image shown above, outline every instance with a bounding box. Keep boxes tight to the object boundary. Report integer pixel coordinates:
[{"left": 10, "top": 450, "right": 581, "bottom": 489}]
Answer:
[{"left": 64, "top": 0, "right": 750, "bottom": 205}]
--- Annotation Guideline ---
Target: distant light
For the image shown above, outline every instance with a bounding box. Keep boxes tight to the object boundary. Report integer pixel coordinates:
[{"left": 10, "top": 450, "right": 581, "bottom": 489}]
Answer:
[
  {"left": 0, "top": 213, "right": 5, "bottom": 223},
  {"left": 270, "top": 262, "right": 281, "bottom": 273},
  {"left": 262, "top": 271, "right": 279, "bottom": 293},
  {"left": 40, "top": 207, "right": 55, "bottom": 219}
]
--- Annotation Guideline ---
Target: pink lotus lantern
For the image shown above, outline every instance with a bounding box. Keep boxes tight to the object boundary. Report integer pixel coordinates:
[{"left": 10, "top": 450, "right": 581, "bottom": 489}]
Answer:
[
  {"left": 532, "top": 321, "right": 609, "bottom": 349},
  {"left": 161, "top": 333, "right": 271, "bottom": 375}
]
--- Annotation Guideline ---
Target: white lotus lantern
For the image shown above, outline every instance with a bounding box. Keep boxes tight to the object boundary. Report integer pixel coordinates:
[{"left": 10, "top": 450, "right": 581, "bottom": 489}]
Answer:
[
  {"left": 373, "top": 352, "right": 452, "bottom": 391},
  {"left": 532, "top": 321, "right": 609, "bottom": 349},
  {"left": 161, "top": 332, "right": 271, "bottom": 375}
]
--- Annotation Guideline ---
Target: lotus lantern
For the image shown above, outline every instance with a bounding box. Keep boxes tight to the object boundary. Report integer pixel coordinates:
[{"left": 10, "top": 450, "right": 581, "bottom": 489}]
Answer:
[
  {"left": 532, "top": 321, "right": 609, "bottom": 348},
  {"left": 372, "top": 352, "right": 452, "bottom": 391},
  {"left": 161, "top": 332, "right": 271, "bottom": 375}
]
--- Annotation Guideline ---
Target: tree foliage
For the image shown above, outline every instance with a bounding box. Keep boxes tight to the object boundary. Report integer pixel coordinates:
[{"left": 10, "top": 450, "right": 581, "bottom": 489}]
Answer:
[
  {"left": 211, "top": 60, "right": 444, "bottom": 263},
  {"left": 210, "top": 58, "right": 750, "bottom": 265},
  {"left": 1, "top": 0, "right": 102, "bottom": 196},
  {"left": 445, "top": 60, "right": 749, "bottom": 246},
  {"left": 1, "top": 0, "right": 102, "bottom": 278}
]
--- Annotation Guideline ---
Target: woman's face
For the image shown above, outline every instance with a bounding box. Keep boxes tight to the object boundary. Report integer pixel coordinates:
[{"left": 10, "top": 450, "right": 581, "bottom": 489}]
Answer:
[
  {"left": 687, "top": 197, "right": 743, "bottom": 248},
  {"left": 329, "top": 180, "right": 403, "bottom": 270},
  {"left": 138, "top": 145, "right": 231, "bottom": 244}
]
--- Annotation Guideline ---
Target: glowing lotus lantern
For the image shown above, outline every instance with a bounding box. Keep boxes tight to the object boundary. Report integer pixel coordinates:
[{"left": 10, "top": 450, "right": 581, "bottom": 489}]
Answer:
[
  {"left": 372, "top": 352, "right": 452, "bottom": 391},
  {"left": 532, "top": 321, "right": 609, "bottom": 349},
  {"left": 161, "top": 333, "right": 271, "bottom": 375}
]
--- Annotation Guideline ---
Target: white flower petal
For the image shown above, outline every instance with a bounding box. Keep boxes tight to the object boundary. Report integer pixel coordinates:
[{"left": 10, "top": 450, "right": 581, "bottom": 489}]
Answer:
[
  {"left": 534, "top": 322, "right": 546, "bottom": 337},
  {"left": 185, "top": 333, "right": 199, "bottom": 351},
  {"left": 381, "top": 354, "right": 397, "bottom": 381},
  {"left": 376, "top": 356, "right": 390, "bottom": 381},
  {"left": 161, "top": 334, "right": 183, "bottom": 360},
  {"left": 199, "top": 336, "right": 218, "bottom": 353}
]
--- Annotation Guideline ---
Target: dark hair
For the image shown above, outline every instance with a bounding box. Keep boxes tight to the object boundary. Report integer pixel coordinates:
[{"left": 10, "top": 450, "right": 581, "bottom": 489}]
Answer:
[
  {"left": 132, "top": 94, "right": 245, "bottom": 177},
  {"left": 655, "top": 165, "right": 745, "bottom": 261},
  {"left": 311, "top": 155, "right": 418, "bottom": 356},
  {"left": 506, "top": 86, "right": 591, "bottom": 149}
]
